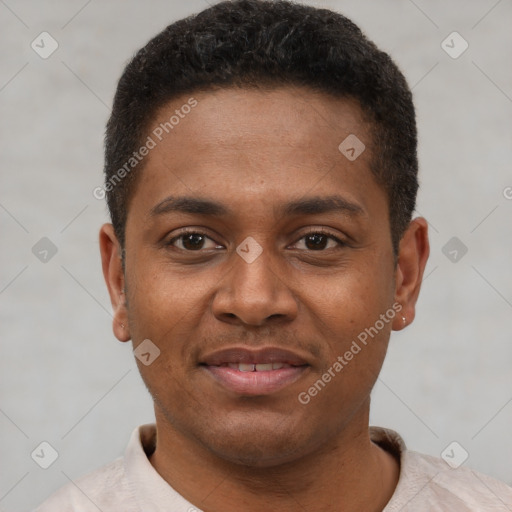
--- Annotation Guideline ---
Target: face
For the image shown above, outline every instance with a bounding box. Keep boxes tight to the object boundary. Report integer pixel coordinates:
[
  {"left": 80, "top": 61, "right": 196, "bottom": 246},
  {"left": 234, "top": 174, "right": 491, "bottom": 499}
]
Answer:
[{"left": 101, "top": 87, "right": 428, "bottom": 467}]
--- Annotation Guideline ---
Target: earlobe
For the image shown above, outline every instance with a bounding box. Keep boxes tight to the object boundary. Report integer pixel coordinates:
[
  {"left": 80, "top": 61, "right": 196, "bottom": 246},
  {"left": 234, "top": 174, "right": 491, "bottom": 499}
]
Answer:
[
  {"left": 392, "top": 217, "right": 430, "bottom": 331},
  {"left": 99, "top": 224, "right": 131, "bottom": 342}
]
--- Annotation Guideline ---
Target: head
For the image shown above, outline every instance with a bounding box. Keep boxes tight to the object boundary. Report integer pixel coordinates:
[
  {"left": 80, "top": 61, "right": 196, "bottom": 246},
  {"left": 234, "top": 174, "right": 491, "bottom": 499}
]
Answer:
[
  {"left": 100, "top": 0, "right": 429, "bottom": 467},
  {"left": 104, "top": 0, "right": 418, "bottom": 255}
]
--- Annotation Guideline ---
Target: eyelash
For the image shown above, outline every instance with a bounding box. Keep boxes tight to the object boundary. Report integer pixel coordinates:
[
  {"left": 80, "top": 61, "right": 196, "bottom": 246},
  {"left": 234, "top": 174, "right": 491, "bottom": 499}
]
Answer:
[
  {"left": 167, "top": 230, "right": 222, "bottom": 251},
  {"left": 292, "top": 228, "right": 346, "bottom": 250},
  {"left": 166, "top": 228, "right": 346, "bottom": 251}
]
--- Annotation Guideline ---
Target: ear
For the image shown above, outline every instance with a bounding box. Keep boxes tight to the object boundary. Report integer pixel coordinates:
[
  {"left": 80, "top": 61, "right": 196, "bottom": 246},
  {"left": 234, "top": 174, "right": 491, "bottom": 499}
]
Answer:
[
  {"left": 99, "top": 223, "right": 131, "bottom": 342},
  {"left": 392, "top": 217, "right": 430, "bottom": 330}
]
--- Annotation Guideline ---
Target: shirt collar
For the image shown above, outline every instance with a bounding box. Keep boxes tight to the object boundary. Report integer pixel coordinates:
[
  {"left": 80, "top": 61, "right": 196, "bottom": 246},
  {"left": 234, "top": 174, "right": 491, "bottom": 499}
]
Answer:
[{"left": 124, "top": 423, "right": 408, "bottom": 511}]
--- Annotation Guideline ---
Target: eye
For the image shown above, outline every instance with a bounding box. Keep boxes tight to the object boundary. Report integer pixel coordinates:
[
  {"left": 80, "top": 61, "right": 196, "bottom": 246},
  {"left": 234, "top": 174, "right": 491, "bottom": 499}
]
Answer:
[
  {"left": 292, "top": 230, "right": 345, "bottom": 251},
  {"left": 167, "top": 231, "right": 222, "bottom": 251}
]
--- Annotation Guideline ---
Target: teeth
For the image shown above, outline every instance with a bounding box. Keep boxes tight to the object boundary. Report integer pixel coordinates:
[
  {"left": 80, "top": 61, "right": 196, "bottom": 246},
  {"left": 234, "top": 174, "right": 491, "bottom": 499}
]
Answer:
[
  {"left": 224, "top": 362, "right": 291, "bottom": 371},
  {"left": 255, "top": 363, "right": 273, "bottom": 371}
]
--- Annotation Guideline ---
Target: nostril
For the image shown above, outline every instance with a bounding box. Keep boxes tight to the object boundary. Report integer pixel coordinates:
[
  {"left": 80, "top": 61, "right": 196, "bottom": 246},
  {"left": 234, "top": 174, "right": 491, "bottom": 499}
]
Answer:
[{"left": 267, "top": 313, "right": 286, "bottom": 321}]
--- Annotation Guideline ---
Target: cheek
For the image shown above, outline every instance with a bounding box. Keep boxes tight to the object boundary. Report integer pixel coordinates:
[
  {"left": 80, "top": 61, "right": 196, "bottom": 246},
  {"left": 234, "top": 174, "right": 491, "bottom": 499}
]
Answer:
[
  {"left": 306, "top": 260, "right": 394, "bottom": 336},
  {"left": 299, "top": 320, "right": 392, "bottom": 421},
  {"left": 300, "top": 256, "right": 395, "bottom": 396},
  {"left": 127, "top": 259, "right": 210, "bottom": 337}
]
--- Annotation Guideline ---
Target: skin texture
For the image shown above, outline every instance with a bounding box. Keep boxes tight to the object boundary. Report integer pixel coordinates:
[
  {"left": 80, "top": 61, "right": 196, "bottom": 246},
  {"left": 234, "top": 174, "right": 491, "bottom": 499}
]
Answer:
[{"left": 100, "top": 87, "right": 429, "bottom": 512}]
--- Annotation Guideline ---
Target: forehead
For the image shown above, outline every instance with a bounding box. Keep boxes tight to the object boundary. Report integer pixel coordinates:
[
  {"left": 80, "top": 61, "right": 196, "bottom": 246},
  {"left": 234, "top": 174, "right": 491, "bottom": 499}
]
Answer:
[{"left": 129, "top": 86, "right": 384, "bottom": 219}]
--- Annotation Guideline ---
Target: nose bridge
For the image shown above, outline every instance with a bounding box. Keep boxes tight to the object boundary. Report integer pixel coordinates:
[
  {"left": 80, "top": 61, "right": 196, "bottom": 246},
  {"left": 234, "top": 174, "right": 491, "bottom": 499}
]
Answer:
[
  {"left": 234, "top": 243, "right": 278, "bottom": 293},
  {"left": 212, "top": 238, "right": 297, "bottom": 325}
]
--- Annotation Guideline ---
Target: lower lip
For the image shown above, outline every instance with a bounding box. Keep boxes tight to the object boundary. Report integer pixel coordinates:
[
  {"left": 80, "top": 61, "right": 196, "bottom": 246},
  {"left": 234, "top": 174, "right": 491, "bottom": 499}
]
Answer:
[{"left": 202, "top": 365, "right": 309, "bottom": 396}]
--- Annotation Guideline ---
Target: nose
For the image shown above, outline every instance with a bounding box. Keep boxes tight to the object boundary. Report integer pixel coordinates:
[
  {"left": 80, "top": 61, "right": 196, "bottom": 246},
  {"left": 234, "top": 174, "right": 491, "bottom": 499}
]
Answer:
[{"left": 211, "top": 243, "right": 298, "bottom": 327}]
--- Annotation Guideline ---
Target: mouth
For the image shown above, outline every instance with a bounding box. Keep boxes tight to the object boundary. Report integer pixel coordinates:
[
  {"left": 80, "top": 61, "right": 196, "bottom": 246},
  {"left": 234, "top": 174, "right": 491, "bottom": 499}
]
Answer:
[
  {"left": 199, "top": 346, "right": 311, "bottom": 396},
  {"left": 214, "top": 362, "right": 297, "bottom": 371}
]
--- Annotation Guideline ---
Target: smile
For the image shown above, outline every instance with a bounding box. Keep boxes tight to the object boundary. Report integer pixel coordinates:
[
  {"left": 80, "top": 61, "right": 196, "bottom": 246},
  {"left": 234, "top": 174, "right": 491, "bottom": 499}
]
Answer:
[
  {"left": 217, "top": 362, "right": 294, "bottom": 371},
  {"left": 199, "top": 346, "right": 310, "bottom": 395}
]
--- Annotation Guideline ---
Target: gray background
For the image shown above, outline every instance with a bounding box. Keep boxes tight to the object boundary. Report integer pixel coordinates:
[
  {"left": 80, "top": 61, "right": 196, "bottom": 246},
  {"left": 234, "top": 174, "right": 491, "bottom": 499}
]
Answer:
[{"left": 1, "top": 0, "right": 511, "bottom": 510}]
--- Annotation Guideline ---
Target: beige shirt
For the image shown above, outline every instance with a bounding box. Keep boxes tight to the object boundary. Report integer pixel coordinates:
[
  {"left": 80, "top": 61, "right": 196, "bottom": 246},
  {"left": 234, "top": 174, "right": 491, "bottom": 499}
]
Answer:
[{"left": 35, "top": 424, "right": 512, "bottom": 511}]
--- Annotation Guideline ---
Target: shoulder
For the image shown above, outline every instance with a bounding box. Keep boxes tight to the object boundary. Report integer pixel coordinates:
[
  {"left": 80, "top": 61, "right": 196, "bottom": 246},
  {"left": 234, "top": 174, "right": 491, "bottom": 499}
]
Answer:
[
  {"left": 387, "top": 449, "right": 512, "bottom": 511},
  {"left": 33, "top": 457, "right": 137, "bottom": 512},
  {"left": 370, "top": 427, "right": 512, "bottom": 511},
  {"left": 33, "top": 425, "right": 155, "bottom": 511}
]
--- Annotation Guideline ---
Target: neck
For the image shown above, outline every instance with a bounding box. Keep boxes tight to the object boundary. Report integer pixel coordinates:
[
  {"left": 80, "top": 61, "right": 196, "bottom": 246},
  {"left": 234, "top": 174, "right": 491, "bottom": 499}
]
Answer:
[{"left": 149, "top": 405, "right": 400, "bottom": 512}]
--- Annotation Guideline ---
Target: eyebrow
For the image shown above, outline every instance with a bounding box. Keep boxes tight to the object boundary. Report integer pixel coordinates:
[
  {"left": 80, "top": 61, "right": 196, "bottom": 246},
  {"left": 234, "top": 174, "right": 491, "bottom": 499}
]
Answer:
[
  {"left": 149, "top": 195, "right": 365, "bottom": 218},
  {"left": 150, "top": 196, "right": 230, "bottom": 217},
  {"left": 280, "top": 195, "right": 365, "bottom": 217}
]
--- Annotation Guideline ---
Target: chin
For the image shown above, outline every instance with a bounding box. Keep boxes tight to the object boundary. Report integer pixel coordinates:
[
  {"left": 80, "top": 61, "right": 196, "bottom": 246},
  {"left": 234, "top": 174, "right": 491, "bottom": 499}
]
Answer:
[
  {"left": 210, "top": 438, "right": 304, "bottom": 468},
  {"left": 195, "top": 418, "right": 317, "bottom": 469}
]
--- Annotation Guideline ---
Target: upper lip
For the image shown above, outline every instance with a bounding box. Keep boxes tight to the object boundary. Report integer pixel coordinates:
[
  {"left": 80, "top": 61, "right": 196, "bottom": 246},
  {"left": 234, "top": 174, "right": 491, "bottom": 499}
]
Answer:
[{"left": 200, "top": 346, "right": 310, "bottom": 366}]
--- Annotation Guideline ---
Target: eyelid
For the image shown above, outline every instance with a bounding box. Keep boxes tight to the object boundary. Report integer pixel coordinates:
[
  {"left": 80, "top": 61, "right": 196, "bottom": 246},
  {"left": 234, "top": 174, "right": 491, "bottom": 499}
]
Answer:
[
  {"left": 290, "top": 228, "right": 347, "bottom": 249},
  {"left": 165, "top": 227, "right": 347, "bottom": 251},
  {"left": 166, "top": 228, "right": 224, "bottom": 249}
]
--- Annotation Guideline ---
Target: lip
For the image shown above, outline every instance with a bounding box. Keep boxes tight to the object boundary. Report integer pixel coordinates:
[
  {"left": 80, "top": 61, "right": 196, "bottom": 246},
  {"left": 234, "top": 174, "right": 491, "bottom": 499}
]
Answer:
[
  {"left": 200, "top": 346, "right": 309, "bottom": 366},
  {"left": 200, "top": 346, "right": 311, "bottom": 396}
]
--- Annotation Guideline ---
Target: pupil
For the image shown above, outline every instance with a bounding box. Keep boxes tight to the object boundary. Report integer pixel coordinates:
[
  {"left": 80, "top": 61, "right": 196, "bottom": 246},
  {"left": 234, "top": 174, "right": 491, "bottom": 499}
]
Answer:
[
  {"left": 306, "top": 234, "right": 327, "bottom": 250},
  {"left": 183, "top": 234, "right": 204, "bottom": 250}
]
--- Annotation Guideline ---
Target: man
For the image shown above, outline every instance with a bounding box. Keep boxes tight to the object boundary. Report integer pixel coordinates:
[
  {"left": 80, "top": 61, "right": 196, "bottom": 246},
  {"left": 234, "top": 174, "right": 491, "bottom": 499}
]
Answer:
[{"left": 36, "top": 0, "right": 512, "bottom": 510}]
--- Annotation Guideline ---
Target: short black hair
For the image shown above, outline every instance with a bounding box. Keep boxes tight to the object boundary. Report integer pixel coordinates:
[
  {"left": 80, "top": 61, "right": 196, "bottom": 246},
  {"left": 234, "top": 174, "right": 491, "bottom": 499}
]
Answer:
[{"left": 104, "top": 0, "right": 418, "bottom": 254}]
